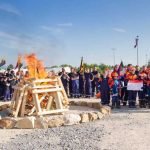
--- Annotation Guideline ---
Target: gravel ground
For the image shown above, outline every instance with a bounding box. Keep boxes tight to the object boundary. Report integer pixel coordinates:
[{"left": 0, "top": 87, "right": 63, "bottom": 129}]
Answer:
[{"left": 0, "top": 107, "right": 150, "bottom": 150}]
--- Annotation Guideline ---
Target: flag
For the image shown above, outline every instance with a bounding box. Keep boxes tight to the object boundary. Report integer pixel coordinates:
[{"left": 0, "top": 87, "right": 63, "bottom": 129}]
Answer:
[
  {"left": 0, "top": 59, "right": 6, "bottom": 67},
  {"left": 79, "top": 56, "right": 84, "bottom": 72},
  {"left": 127, "top": 80, "right": 143, "bottom": 91},
  {"left": 117, "top": 61, "right": 124, "bottom": 76},
  {"left": 15, "top": 55, "right": 23, "bottom": 70},
  {"left": 134, "top": 36, "right": 139, "bottom": 48}
]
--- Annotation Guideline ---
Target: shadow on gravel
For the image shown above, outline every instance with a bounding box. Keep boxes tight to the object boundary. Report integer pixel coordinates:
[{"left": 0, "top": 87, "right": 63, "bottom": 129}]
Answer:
[{"left": 112, "top": 107, "right": 150, "bottom": 114}]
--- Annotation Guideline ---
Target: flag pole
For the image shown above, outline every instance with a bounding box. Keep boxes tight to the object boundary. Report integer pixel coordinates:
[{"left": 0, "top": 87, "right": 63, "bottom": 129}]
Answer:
[
  {"left": 136, "top": 36, "right": 139, "bottom": 66},
  {"left": 137, "top": 43, "right": 138, "bottom": 66}
]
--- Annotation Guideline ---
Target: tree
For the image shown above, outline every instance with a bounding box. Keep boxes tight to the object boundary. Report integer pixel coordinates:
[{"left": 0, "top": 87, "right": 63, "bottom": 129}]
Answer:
[
  {"left": 7, "top": 64, "right": 14, "bottom": 70},
  {"left": 60, "top": 64, "right": 72, "bottom": 68},
  {"left": 50, "top": 65, "right": 59, "bottom": 68}
]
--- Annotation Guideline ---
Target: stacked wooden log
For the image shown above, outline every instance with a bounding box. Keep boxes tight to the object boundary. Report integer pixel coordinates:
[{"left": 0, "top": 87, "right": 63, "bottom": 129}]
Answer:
[{"left": 10, "top": 77, "right": 69, "bottom": 117}]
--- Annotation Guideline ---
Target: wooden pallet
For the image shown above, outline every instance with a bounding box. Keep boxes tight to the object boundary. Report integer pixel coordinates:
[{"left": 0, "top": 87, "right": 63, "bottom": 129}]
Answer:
[{"left": 10, "top": 77, "right": 69, "bottom": 117}]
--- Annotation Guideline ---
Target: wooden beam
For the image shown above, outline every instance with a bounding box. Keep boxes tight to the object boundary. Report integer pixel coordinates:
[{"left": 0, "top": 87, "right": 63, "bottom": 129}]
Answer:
[
  {"left": 32, "top": 93, "right": 42, "bottom": 115},
  {"left": 10, "top": 89, "right": 18, "bottom": 109},
  {"left": 32, "top": 85, "right": 57, "bottom": 89},
  {"left": 14, "top": 86, "right": 26, "bottom": 117},
  {"left": 15, "top": 89, "right": 21, "bottom": 109},
  {"left": 32, "top": 88, "right": 62, "bottom": 94},
  {"left": 55, "top": 91, "right": 63, "bottom": 109},
  {"left": 57, "top": 77, "right": 68, "bottom": 101},
  {"left": 20, "top": 88, "right": 28, "bottom": 117},
  {"left": 28, "top": 93, "right": 48, "bottom": 115},
  {"left": 46, "top": 96, "right": 53, "bottom": 110},
  {"left": 33, "top": 78, "right": 57, "bottom": 83}
]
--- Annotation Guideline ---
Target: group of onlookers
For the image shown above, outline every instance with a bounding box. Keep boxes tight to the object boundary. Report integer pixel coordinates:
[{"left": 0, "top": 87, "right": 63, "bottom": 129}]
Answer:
[
  {"left": 1, "top": 64, "right": 150, "bottom": 110},
  {"left": 59, "top": 67, "right": 99, "bottom": 98},
  {"left": 0, "top": 69, "right": 29, "bottom": 101},
  {"left": 59, "top": 65, "right": 150, "bottom": 109}
]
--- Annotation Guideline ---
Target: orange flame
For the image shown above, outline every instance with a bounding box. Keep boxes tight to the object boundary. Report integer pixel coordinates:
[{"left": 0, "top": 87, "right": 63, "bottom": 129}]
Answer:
[
  {"left": 37, "top": 60, "right": 47, "bottom": 78},
  {"left": 25, "top": 53, "right": 47, "bottom": 79}
]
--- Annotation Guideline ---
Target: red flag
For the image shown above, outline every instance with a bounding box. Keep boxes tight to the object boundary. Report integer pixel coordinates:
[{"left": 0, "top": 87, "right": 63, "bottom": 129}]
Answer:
[
  {"left": 134, "top": 36, "right": 139, "bottom": 48},
  {"left": 79, "top": 56, "right": 84, "bottom": 72},
  {"left": 15, "top": 55, "right": 22, "bottom": 70},
  {"left": 117, "top": 61, "right": 124, "bottom": 76}
]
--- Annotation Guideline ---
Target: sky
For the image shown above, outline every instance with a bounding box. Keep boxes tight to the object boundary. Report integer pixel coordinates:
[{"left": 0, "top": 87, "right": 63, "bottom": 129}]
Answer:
[{"left": 0, "top": 0, "right": 150, "bottom": 67}]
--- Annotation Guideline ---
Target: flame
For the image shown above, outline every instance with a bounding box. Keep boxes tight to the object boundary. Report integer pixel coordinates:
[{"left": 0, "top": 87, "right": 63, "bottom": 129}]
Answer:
[
  {"left": 37, "top": 60, "right": 47, "bottom": 79},
  {"left": 25, "top": 53, "right": 47, "bottom": 79}
]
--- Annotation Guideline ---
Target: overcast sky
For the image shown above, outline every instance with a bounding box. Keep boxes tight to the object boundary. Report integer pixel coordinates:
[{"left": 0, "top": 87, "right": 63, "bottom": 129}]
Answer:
[{"left": 0, "top": 0, "right": 150, "bottom": 67}]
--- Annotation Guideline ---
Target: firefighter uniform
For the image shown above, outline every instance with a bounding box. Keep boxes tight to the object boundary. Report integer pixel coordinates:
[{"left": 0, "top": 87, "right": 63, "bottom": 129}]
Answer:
[
  {"left": 92, "top": 70, "right": 99, "bottom": 97},
  {"left": 79, "top": 72, "right": 85, "bottom": 97},
  {"left": 84, "top": 71, "right": 94, "bottom": 98},
  {"left": 138, "top": 72, "right": 147, "bottom": 108},
  {"left": 110, "top": 72, "right": 121, "bottom": 109},
  {"left": 127, "top": 68, "right": 138, "bottom": 108},
  {"left": 70, "top": 70, "right": 80, "bottom": 98}
]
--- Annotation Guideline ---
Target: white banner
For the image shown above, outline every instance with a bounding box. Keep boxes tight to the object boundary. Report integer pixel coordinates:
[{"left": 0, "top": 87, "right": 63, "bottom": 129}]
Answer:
[{"left": 127, "top": 80, "right": 143, "bottom": 91}]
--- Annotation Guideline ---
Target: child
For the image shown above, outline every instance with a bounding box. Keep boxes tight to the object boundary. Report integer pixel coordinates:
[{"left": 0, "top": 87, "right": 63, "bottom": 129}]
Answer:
[{"left": 110, "top": 72, "right": 121, "bottom": 109}]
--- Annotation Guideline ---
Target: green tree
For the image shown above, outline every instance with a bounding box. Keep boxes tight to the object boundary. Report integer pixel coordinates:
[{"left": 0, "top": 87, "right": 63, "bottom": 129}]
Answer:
[
  {"left": 60, "top": 64, "right": 72, "bottom": 68},
  {"left": 7, "top": 64, "right": 14, "bottom": 70},
  {"left": 50, "top": 65, "right": 59, "bottom": 68}
]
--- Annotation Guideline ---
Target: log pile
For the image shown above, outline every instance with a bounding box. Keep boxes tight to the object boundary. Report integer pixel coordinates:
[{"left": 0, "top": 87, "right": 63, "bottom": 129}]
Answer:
[{"left": 10, "top": 77, "right": 69, "bottom": 117}]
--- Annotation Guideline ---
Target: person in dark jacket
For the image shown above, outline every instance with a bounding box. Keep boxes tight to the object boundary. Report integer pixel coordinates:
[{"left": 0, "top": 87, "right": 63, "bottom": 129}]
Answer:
[
  {"left": 99, "top": 73, "right": 110, "bottom": 105},
  {"left": 59, "top": 68, "right": 70, "bottom": 96},
  {"left": 3, "top": 77, "right": 11, "bottom": 101},
  {"left": 91, "top": 67, "right": 99, "bottom": 97},
  {"left": 68, "top": 68, "right": 74, "bottom": 98},
  {"left": 84, "top": 68, "right": 94, "bottom": 98},
  {"left": 79, "top": 71, "right": 85, "bottom": 97},
  {"left": 70, "top": 68, "right": 80, "bottom": 98}
]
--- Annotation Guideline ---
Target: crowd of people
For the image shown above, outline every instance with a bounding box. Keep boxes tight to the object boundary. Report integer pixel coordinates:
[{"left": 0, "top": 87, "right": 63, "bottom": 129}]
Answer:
[
  {"left": 59, "top": 65, "right": 150, "bottom": 109},
  {"left": 1, "top": 64, "right": 150, "bottom": 110},
  {"left": 0, "top": 69, "right": 29, "bottom": 101}
]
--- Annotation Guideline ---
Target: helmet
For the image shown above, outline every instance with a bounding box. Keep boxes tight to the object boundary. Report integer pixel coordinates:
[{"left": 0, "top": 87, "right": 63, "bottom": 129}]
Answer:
[{"left": 111, "top": 72, "right": 118, "bottom": 77}]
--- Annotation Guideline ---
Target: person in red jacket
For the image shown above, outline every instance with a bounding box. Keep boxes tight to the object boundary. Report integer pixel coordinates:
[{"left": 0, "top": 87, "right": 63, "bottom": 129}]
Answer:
[{"left": 127, "top": 67, "right": 138, "bottom": 108}]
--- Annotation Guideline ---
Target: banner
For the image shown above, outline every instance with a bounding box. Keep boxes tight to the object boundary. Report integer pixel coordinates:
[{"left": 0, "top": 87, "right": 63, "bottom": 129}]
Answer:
[{"left": 127, "top": 80, "right": 143, "bottom": 91}]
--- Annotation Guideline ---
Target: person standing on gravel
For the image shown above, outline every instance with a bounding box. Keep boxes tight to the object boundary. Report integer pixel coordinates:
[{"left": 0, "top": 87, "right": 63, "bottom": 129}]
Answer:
[
  {"left": 84, "top": 68, "right": 94, "bottom": 98},
  {"left": 59, "top": 68, "right": 70, "bottom": 97},
  {"left": 91, "top": 67, "right": 99, "bottom": 97},
  {"left": 99, "top": 72, "right": 110, "bottom": 105},
  {"left": 127, "top": 67, "right": 138, "bottom": 108},
  {"left": 68, "top": 68, "right": 74, "bottom": 98},
  {"left": 110, "top": 72, "right": 121, "bottom": 109},
  {"left": 70, "top": 68, "right": 80, "bottom": 98},
  {"left": 122, "top": 64, "right": 132, "bottom": 106},
  {"left": 146, "top": 71, "right": 150, "bottom": 108}
]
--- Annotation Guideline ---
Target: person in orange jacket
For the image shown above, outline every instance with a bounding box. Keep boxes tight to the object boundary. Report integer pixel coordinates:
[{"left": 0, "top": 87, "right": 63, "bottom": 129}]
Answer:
[
  {"left": 110, "top": 72, "right": 121, "bottom": 109},
  {"left": 111, "top": 65, "right": 119, "bottom": 78}
]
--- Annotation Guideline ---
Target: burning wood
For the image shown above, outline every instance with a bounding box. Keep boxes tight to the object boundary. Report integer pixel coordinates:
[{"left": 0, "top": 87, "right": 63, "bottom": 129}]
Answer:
[{"left": 10, "top": 54, "right": 69, "bottom": 117}]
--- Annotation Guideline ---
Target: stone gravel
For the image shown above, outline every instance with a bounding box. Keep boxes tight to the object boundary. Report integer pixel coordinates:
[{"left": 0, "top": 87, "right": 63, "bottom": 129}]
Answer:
[{"left": 0, "top": 108, "right": 150, "bottom": 150}]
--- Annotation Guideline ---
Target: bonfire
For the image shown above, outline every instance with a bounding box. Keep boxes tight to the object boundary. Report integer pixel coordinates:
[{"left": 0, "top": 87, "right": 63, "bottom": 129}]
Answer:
[{"left": 10, "top": 54, "right": 69, "bottom": 117}]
